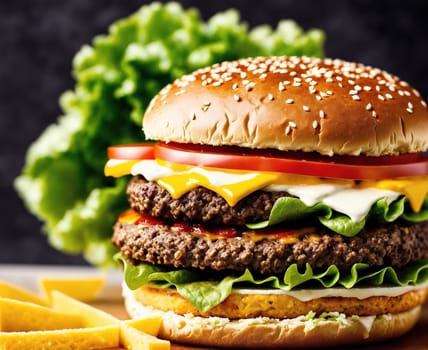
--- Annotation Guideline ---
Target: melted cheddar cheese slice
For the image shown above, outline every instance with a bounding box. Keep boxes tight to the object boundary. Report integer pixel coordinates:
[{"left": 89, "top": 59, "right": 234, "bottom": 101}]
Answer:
[{"left": 104, "top": 159, "right": 428, "bottom": 215}]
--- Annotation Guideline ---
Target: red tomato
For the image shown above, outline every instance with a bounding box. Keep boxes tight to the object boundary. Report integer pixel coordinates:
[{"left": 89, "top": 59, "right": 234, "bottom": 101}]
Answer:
[
  {"left": 107, "top": 142, "right": 428, "bottom": 180},
  {"left": 154, "top": 142, "right": 428, "bottom": 180},
  {"left": 107, "top": 143, "right": 155, "bottom": 160}
]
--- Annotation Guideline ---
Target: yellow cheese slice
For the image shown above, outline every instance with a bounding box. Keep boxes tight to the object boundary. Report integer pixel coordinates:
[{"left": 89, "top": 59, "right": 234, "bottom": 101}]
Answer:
[
  {"left": 0, "top": 325, "right": 119, "bottom": 350},
  {"left": 0, "top": 297, "right": 83, "bottom": 332},
  {"left": 104, "top": 159, "right": 140, "bottom": 177},
  {"left": 370, "top": 176, "right": 428, "bottom": 212},
  {"left": 105, "top": 159, "right": 428, "bottom": 213},
  {"left": 0, "top": 281, "right": 48, "bottom": 306},
  {"left": 39, "top": 276, "right": 105, "bottom": 303}
]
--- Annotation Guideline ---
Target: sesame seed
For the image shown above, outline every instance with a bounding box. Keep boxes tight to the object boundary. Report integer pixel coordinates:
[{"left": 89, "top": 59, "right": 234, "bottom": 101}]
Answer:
[
  {"left": 285, "top": 98, "right": 294, "bottom": 104},
  {"left": 240, "top": 72, "right": 247, "bottom": 79},
  {"left": 267, "top": 93, "right": 274, "bottom": 101},
  {"left": 408, "top": 102, "right": 414, "bottom": 109},
  {"left": 202, "top": 80, "right": 208, "bottom": 86},
  {"left": 349, "top": 90, "right": 357, "bottom": 95},
  {"left": 422, "top": 100, "right": 427, "bottom": 108},
  {"left": 303, "top": 105, "right": 310, "bottom": 112},
  {"left": 285, "top": 125, "right": 292, "bottom": 135},
  {"left": 354, "top": 85, "right": 362, "bottom": 91},
  {"left": 413, "top": 89, "right": 421, "bottom": 97},
  {"left": 278, "top": 82, "right": 286, "bottom": 92},
  {"left": 233, "top": 94, "right": 241, "bottom": 102},
  {"left": 232, "top": 83, "right": 238, "bottom": 90},
  {"left": 293, "top": 82, "right": 302, "bottom": 87},
  {"left": 320, "top": 91, "right": 328, "bottom": 98},
  {"left": 245, "top": 82, "right": 256, "bottom": 91},
  {"left": 352, "top": 95, "right": 361, "bottom": 101},
  {"left": 363, "top": 86, "right": 372, "bottom": 91},
  {"left": 372, "top": 110, "right": 377, "bottom": 118},
  {"left": 378, "top": 94, "right": 385, "bottom": 101},
  {"left": 212, "top": 81, "right": 223, "bottom": 86},
  {"left": 389, "top": 85, "right": 396, "bottom": 92},
  {"left": 309, "top": 86, "right": 317, "bottom": 94},
  {"left": 242, "top": 79, "right": 250, "bottom": 85},
  {"left": 319, "top": 110, "right": 326, "bottom": 118},
  {"left": 259, "top": 73, "right": 267, "bottom": 80},
  {"left": 385, "top": 93, "right": 393, "bottom": 100},
  {"left": 398, "top": 90, "right": 405, "bottom": 96},
  {"left": 404, "top": 91, "right": 411, "bottom": 96},
  {"left": 366, "top": 103, "right": 372, "bottom": 110},
  {"left": 376, "top": 85, "right": 381, "bottom": 92},
  {"left": 406, "top": 108, "right": 413, "bottom": 114},
  {"left": 326, "top": 90, "right": 334, "bottom": 95},
  {"left": 289, "top": 121, "right": 297, "bottom": 128},
  {"left": 338, "top": 82, "right": 344, "bottom": 88},
  {"left": 312, "top": 120, "right": 319, "bottom": 129},
  {"left": 348, "top": 80, "right": 355, "bottom": 85},
  {"left": 326, "top": 78, "right": 334, "bottom": 83},
  {"left": 316, "top": 95, "right": 322, "bottom": 101}
]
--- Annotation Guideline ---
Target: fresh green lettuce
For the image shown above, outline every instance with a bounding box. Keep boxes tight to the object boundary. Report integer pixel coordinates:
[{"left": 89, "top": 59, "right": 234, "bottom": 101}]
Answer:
[
  {"left": 14, "top": 2, "right": 325, "bottom": 266},
  {"left": 117, "top": 254, "right": 428, "bottom": 313},
  {"left": 248, "top": 196, "right": 427, "bottom": 236}
]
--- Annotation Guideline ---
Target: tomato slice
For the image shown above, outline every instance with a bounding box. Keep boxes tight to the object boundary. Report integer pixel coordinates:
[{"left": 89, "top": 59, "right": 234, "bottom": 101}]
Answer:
[
  {"left": 107, "top": 143, "right": 155, "bottom": 160},
  {"left": 154, "top": 142, "right": 428, "bottom": 180}
]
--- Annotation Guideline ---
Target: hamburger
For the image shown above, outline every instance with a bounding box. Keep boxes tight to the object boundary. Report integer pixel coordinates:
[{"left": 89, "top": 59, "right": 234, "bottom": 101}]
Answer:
[{"left": 105, "top": 56, "right": 428, "bottom": 348}]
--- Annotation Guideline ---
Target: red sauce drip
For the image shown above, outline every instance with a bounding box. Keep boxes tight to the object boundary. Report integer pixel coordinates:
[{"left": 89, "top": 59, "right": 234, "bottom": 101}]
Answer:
[{"left": 135, "top": 214, "right": 164, "bottom": 226}]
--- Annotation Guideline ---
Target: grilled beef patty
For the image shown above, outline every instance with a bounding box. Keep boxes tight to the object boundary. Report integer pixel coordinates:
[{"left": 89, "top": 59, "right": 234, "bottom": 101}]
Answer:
[
  {"left": 113, "top": 220, "right": 428, "bottom": 275},
  {"left": 127, "top": 175, "right": 291, "bottom": 225}
]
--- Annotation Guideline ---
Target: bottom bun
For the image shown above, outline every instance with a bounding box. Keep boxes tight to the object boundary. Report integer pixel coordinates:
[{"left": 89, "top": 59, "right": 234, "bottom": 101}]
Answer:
[{"left": 123, "top": 285, "right": 421, "bottom": 349}]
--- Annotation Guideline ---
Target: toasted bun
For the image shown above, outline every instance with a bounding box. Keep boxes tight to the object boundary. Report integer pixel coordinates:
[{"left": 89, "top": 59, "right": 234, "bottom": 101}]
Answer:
[
  {"left": 123, "top": 285, "right": 422, "bottom": 349},
  {"left": 143, "top": 56, "right": 428, "bottom": 156}
]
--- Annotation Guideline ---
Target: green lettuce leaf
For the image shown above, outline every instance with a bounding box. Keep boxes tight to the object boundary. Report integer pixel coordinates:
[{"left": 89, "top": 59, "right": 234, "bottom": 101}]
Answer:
[
  {"left": 117, "top": 254, "right": 428, "bottom": 312},
  {"left": 248, "top": 196, "right": 424, "bottom": 237},
  {"left": 14, "top": 2, "right": 325, "bottom": 266}
]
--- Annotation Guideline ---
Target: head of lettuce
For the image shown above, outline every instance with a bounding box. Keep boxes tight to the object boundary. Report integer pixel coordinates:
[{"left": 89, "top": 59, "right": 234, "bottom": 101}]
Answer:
[{"left": 15, "top": 2, "right": 325, "bottom": 267}]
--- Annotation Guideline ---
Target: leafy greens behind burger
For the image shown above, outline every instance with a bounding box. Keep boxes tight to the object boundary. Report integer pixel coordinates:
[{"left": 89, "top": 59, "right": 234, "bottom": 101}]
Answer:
[{"left": 15, "top": 2, "right": 325, "bottom": 266}]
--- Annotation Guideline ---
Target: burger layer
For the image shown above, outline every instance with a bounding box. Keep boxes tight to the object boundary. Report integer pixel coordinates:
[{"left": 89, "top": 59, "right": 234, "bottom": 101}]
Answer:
[
  {"left": 127, "top": 175, "right": 288, "bottom": 225},
  {"left": 134, "top": 285, "right": 428, "bottom": 319},
  {"left": 112, "top": 220, "right": 428, "bottom": 275},
  {"left": 124, "top": 285, "right": 423, "bottom": 349}
]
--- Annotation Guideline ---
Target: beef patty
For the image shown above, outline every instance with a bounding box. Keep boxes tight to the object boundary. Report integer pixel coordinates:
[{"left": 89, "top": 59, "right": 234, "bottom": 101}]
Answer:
[
  {"left": 127, "top": 175, "right": 290, "bottom": 225},
  {"left": 113, "top": 220, "right": 428, "bottom": 275}
]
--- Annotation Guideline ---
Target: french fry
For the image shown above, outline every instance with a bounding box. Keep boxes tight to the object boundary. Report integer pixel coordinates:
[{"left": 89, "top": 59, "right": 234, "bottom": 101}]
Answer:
[
  {"left": 39, "top": 276, "right": 106, "bottom": 302},
  {"left": 50, "top": 290, "right": 119, "bottom": 327},
  {"left": 0, "top": 325, "right": 120, "bottom": 350},
  {"left": 0, "top": 280, "right": 170, "bottom": 350},
  {"left": 0, "top": 297, "right": 82, "bottom": 332},
  {"left": 120, "top": 323, "right": 170, "bottom": 350},
  {"left": 0, "top": 281, "right": 48, "bottom": 306}
]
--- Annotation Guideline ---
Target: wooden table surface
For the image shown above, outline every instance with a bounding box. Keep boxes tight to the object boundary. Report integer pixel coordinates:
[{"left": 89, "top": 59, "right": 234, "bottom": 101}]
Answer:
[{"left": 95, "top": 299, "right": 428, "bottom": 350}]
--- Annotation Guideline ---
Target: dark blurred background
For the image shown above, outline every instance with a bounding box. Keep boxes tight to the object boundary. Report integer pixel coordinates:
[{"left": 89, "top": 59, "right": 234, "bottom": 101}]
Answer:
[{"left": 1, "top": 0, "right": 427, "bottom": 265}]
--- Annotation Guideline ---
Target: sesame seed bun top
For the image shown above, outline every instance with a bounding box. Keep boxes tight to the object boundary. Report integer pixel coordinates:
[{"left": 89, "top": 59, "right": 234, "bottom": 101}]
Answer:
[{"left": 143, "top": 56, "right": 428, "bottom": 156}]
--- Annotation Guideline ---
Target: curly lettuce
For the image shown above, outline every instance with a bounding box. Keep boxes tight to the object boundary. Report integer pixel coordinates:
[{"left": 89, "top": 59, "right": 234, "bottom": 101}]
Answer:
[
  {"left": 248, "top": 196, "right": 428, "bottom": 236},
  {"left": 117, "top": 254, "right": 428, "bottom": 312},
  {"left": 14, "top": 2, "right": 325, "bottom": 266}
]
